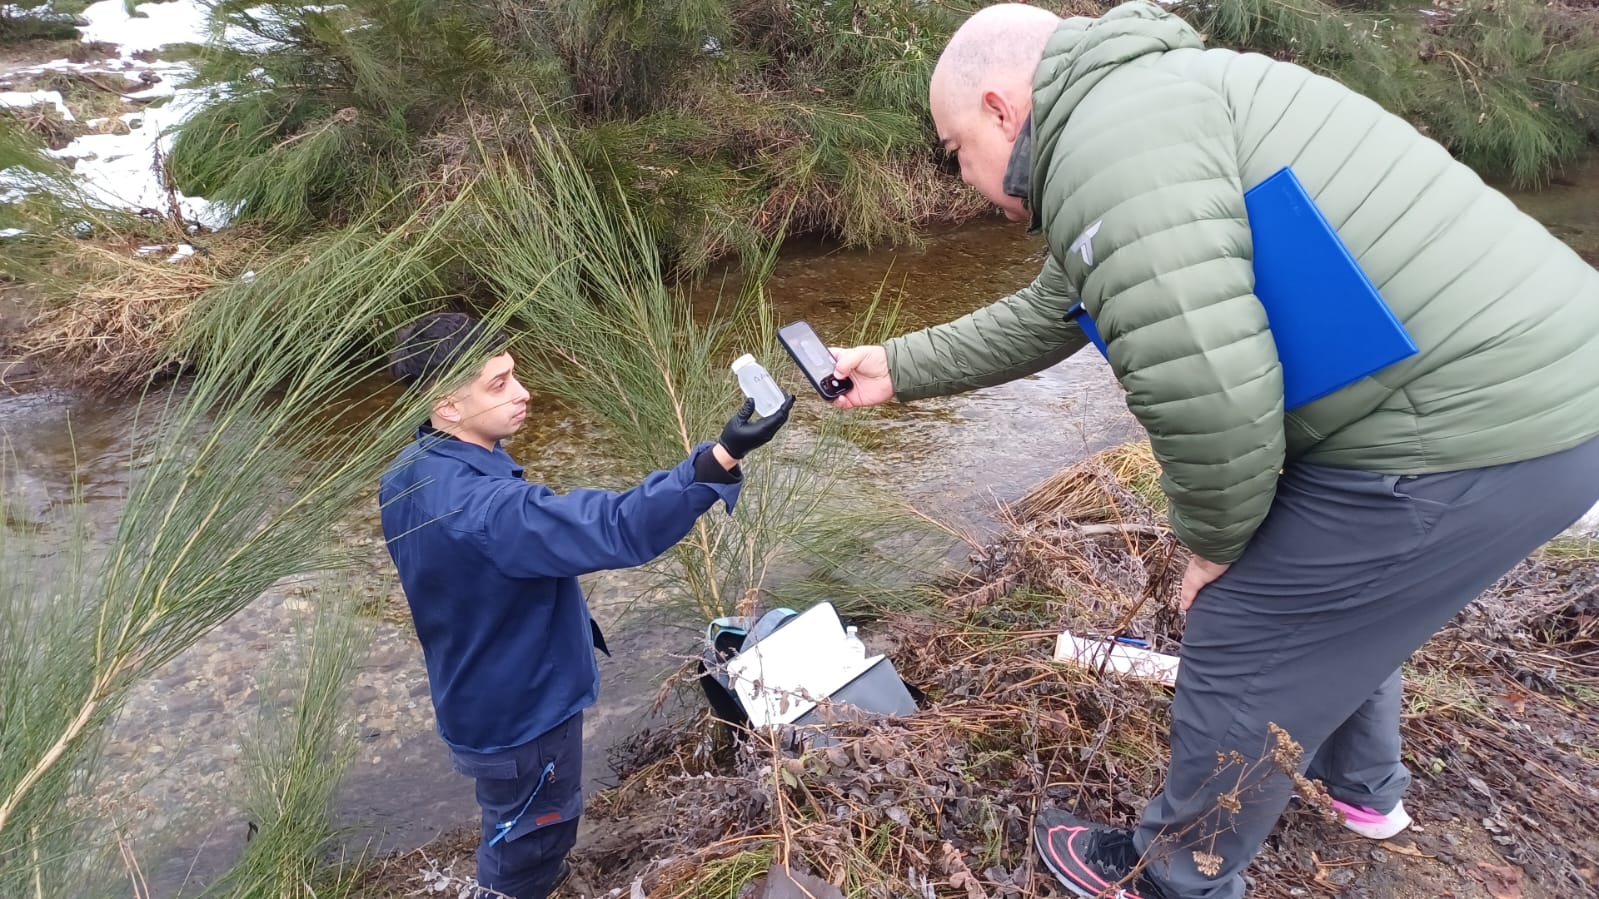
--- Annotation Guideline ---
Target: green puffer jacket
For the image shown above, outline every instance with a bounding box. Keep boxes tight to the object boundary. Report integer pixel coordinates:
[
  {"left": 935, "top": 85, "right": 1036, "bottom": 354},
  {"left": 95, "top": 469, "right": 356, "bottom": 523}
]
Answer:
[{"left": 886, "top": 0, "right": 1599, "bottom": 563}]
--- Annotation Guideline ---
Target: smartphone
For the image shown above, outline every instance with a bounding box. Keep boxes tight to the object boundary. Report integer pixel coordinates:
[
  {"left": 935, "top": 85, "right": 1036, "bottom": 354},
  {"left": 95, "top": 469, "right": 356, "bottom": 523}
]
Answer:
[{"left": 777, "top": 320, "right": 854, "bottom": 401}]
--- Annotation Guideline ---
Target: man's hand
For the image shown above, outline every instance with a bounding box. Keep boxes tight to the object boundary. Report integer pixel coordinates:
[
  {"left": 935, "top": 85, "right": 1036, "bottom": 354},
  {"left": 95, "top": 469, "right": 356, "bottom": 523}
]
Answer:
[
  {"left": 1180, "top": 556, "right": 1231, "bottom": 611},
  {"left": 716, "top": 395, "right": 794, "bottom": 464},
  {"left": 829, "top": 345, "right": 894, "bottom": 409}
]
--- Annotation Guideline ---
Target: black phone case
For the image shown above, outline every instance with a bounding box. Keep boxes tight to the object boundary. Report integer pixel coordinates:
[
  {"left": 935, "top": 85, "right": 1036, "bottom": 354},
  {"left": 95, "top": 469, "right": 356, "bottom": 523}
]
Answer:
[{"left": 778, "top": 320, "right": 854, "bottom": 400}]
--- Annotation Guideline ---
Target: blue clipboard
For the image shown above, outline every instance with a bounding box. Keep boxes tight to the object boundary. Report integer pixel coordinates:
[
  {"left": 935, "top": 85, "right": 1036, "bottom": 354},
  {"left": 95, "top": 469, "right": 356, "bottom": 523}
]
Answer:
[{"left": 1066, "top": 167, "right": 1417, "bottom": 410}]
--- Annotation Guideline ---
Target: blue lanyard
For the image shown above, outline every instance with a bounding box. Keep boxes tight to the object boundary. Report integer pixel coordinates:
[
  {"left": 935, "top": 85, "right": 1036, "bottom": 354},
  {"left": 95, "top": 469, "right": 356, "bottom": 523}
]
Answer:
[{"left": 489, "top": 761, "right": 557, "bottom": 846}]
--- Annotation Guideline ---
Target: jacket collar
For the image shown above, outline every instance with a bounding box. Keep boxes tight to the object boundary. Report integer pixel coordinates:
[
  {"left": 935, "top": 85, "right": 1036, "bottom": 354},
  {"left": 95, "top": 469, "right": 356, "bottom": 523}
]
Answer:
[
  {"left": 1002, "top": 114, "right": 1041, "bottom": 234},
  {"left": 1027, "top": 6, "right": 1204, "bottom": 234},
  {"left": 412, "top": 425, "right": 523, "bottom": 479}
]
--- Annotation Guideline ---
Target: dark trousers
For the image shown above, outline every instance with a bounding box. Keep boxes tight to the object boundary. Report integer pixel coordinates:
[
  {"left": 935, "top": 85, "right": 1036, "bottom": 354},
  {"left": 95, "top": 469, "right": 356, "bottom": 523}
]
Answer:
[
  {"left": 1133, "top": 436, "right": 1599, "bottom": 899},
  {"left": 450, "top": 713, "right": 585, "bottom": 899}
]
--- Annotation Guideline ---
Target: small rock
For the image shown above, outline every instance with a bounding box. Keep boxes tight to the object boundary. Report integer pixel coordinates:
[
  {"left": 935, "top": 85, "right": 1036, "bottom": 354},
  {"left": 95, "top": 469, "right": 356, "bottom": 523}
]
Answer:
[{"left": 4, "top": 473, "right": 52, "bottom": 523}]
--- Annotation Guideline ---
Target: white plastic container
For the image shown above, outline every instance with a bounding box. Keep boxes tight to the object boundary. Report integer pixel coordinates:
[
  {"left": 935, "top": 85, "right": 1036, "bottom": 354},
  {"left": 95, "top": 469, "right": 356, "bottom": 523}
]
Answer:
[
  {"left": 731, "top": 353, "right": 785, "bottom": 417},
  {"left": 1053, "top": 630, "right": 1180, "bottom": 686},
  {"left": 842, "top": 625, "right": 865, "bottom": 662}
]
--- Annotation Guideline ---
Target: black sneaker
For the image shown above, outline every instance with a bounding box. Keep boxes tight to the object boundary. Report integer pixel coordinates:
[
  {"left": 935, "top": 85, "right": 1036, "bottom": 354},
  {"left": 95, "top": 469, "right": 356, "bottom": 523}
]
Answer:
[
  {"left": 1035, "top": 809, "right": 1170, "bottom": 899},
  {"left": 552, "top": 860, "right": 572, "bottom": 890}
]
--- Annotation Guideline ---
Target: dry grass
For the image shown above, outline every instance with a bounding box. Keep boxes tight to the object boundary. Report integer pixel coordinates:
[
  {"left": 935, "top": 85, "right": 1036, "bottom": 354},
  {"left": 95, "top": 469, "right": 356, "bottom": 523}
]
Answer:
[
  {"left": 1, "top": 105, "right": 74, "bottom": 150},
  {"left": 13, "top": 233, "right": 271, "bottom": 388}
]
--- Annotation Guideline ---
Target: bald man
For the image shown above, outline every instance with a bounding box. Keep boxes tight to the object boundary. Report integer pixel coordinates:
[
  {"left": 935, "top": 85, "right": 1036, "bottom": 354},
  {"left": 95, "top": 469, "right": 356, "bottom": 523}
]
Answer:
[{"left": 829, "top": 2, "right": 1599, "bottom": 898}]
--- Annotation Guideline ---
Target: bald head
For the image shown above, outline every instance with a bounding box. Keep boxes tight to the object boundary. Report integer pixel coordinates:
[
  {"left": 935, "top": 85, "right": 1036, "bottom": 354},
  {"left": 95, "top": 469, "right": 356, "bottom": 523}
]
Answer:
[
  {"left": 932, "top": 3, "right": 1061, "bottom": 95},
  {"left": 931, "top": 4, "right": 1061, "bottom": 221}
]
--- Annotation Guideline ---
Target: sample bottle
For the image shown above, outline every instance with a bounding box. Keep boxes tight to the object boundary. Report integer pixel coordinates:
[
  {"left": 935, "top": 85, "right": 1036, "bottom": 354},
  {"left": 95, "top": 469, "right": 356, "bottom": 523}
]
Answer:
[
  {"left": 732, "top": 353, "right": 785, "bottom": 417},
  {"left": 842, "top": 625, "right": 866, "bottom": 662}
]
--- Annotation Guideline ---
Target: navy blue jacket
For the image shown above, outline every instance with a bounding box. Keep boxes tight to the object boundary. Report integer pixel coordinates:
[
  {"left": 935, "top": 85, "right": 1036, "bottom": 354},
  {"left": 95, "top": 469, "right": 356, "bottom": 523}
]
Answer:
[{"left": 379, "top": 429, "right": 741, "bottom": 753}]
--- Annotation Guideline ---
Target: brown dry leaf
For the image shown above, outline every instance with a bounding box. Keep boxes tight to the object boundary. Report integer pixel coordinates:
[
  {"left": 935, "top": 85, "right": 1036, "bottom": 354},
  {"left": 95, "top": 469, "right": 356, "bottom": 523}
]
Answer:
[
  {"left": 940, "top": 841, "right": 988, "bottom": 899},
  {"left": 1498, "top": 689, "right": 1528, "bottom": 717},
  {"left": 1384, "top": 843, "right": 1436, "bottom": 859},
  {"left": 1474, "top": 862, "right": 1524, "bottom": 899}
]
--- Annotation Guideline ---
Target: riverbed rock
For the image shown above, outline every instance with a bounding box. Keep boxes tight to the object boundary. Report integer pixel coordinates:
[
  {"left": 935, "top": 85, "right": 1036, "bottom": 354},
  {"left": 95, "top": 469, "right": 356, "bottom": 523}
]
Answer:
[{"left": 3, "top": 473, "right": 52, "bottom": 524}]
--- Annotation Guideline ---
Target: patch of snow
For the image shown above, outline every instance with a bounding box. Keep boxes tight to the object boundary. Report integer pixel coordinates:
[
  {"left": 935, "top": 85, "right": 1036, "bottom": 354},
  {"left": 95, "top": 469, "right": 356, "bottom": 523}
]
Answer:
[
  {"left": 0, "top": 228, "right": 24, "bottom": 239},
  {"left": 166, "top": 243, "right": 196, "bottom": 263},
  {"left": 126, "top": 80, "right": 179, "bottom": 101},
  {"left": 0, "top": 90, "right": 76, "bottom": 121},
  {"left": 136, "top": 245, "right": 166, "bottom": 256},
  {"left": 46, "top": 80, "right": 238, "bottom": 229},
  {"left": 6, "top": 1, "right": 288, "bottom": 231},
  {"left": 80, "top": 0, "right": 283, "bottom": 56},
  {"left": 0, "top": 166, "right": 56, "bottom": 202},
  {"left": 78, "top": 0, "right": 212, "bottom": 57}
]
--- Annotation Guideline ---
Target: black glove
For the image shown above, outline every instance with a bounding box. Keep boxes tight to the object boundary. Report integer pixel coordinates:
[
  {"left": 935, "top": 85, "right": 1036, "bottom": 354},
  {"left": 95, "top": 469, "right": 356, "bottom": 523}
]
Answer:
[{"left": 718, "top": 395, "right": 794, "bottom": 459}]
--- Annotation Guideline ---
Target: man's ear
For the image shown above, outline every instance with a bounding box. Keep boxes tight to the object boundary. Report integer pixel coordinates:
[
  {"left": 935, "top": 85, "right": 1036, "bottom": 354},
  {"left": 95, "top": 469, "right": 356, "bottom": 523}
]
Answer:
[
  {"left": 433, "top": 393, "right": 462, "bottom": 425},
  {"left": 980, "top": 88, "right": 1027, "bottom": 141}
]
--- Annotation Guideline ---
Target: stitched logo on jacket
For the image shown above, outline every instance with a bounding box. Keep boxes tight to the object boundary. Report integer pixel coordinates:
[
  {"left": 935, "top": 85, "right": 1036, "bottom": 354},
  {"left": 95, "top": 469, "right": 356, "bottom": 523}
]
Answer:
[{"left": 1070, "top": 220, "right": 1102, "bottom": 267}]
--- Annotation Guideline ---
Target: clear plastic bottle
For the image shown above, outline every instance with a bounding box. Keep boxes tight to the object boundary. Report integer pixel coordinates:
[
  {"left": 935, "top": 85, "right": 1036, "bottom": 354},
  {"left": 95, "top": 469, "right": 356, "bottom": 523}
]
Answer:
[
  {"left": 842, "top": 625, "right": 866, "bottom": 662},
  {"left": 731, "top": 353, "right": 785, "bottom": 417}
]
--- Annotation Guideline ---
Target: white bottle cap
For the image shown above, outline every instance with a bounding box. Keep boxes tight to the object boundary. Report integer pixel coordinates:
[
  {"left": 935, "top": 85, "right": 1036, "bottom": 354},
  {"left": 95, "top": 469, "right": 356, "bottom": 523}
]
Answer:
[{"left": 731, "top": 353, "right": 757, "bottom": 372}]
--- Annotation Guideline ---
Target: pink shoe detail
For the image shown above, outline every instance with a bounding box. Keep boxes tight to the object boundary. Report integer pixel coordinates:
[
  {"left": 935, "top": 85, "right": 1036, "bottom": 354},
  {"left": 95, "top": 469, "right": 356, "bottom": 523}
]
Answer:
[{"left": 1331, "top": 799, "right": 1412, "bottom": 840}]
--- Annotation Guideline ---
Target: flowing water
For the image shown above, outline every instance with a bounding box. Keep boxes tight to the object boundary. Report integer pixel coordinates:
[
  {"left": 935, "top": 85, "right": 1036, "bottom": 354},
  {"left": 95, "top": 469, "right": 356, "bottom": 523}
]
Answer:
[{"left": 2, "top": 161, "right": 1595, "bottom": 895}]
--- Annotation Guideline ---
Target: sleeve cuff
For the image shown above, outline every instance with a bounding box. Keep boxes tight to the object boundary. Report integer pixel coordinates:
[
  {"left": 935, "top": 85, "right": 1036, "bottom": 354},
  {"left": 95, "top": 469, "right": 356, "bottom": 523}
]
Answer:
[
  {"left": 692, "top": 446, "right": 741, "bottom": 485},
  {"left": 689, "top": 443, "right": 743, "bottom": 513}
]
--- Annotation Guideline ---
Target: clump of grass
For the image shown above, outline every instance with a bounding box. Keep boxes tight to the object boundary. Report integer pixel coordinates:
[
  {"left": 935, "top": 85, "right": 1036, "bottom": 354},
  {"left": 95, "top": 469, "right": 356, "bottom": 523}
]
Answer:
[
  {"left": 0, "top": 2, "right": 81, "bottom": 43},
  {"left": 0, "top": 122, "right": 78, "bottom": 239},
  {"left": 1194, "top": 0, "right": 1599, "bottom": 185},
  {"left": 0, "top": 217, "right": 453, "bottom": 895},
  {"left": 201, "top": 586, "right": 370, "bottom": 899},
  {"left": 1, "top": 103, "right": 74, "bottom": 150},
  {"left": 167, "top": 0, "right": 980, "bottom": 268},
  {"left": 1012, "top": 441, "right": 1166, "bottom": 524},
  {"left": 12, "top": 234, "right": 271, "bottom": 388}
]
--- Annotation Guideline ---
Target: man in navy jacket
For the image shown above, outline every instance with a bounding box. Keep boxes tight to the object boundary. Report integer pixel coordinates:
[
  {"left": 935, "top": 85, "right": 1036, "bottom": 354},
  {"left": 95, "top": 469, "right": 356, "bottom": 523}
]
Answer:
[{"left": 379, "top": 313, "right": 792, "bottom": 898}]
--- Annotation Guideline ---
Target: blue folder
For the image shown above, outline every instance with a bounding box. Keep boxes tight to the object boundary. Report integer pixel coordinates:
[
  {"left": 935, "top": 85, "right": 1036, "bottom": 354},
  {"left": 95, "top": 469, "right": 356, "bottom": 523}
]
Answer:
[{"left": 1067, "top": 167, "right": 1417, "bottom": 410}]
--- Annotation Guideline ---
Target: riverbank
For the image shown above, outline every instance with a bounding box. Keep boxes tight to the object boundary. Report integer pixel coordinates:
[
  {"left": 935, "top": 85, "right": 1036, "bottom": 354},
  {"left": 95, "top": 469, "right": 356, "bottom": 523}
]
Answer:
[{"left": 396, "top": 444, "right": 1596, "bottom": 899}]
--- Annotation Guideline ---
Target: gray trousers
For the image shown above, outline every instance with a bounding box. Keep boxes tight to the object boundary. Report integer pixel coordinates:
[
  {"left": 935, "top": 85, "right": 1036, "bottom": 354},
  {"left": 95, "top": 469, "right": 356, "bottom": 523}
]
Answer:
[{"left": 1135, "top": 435, "right": 1599, "bottom": 899}]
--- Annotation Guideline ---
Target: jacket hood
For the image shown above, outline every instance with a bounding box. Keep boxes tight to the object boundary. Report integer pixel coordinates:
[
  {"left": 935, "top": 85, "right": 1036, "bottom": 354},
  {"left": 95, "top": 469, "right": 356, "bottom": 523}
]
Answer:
[{"left": 1028, "top": 2, "right": 1205, "bottom": 224}]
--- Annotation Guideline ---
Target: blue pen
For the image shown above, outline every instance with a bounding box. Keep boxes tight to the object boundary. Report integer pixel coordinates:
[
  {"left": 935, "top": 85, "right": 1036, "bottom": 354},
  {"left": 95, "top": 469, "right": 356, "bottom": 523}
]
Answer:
[{"left": 1087, "top": 634, "right": 1150, "bottom": 648}]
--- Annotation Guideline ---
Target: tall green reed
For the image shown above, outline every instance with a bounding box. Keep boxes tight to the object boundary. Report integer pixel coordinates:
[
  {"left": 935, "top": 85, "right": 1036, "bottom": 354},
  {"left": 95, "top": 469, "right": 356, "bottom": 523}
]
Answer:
[{"left": 0, "top": 206, "right": 471, "bottom": 893}]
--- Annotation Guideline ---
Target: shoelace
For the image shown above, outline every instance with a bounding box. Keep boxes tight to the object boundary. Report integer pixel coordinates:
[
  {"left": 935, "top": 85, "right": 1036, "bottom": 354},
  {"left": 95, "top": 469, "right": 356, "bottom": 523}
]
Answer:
[
  {"left": 1089, "top": 828, "right": 1142, "bottom": 874},
  {"left": 1088, "top": 829, "right": 1169, "bottom": 899}
]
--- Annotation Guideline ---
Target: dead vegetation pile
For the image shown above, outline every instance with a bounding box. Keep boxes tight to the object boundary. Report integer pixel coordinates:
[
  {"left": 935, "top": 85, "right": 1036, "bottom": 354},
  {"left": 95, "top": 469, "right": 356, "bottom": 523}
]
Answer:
[
  {"left": 8, "top": 233, "right": 268, "bottom": 389},
  {"left": 558, "top": 442, "right": 1599, "bottom": 899}
]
